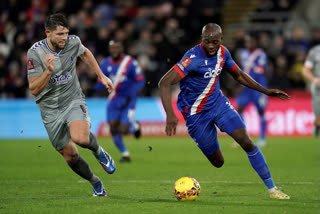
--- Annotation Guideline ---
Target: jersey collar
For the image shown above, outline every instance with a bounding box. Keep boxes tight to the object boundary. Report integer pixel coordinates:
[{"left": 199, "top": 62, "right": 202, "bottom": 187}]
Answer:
[
  {"left": 199, "top": 43, "right": 220, "bottom": 57},
  {"left": 110, "top": 54, "right": 125, "bottom": 65},
  {"left": 44, "top": 39, "right": 64, "bottom": 55}
]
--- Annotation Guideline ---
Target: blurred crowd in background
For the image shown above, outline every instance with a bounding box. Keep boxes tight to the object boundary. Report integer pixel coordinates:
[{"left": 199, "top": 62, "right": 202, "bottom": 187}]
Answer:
[{"left": 0, "top": 0, "right": 319, "bottom": 98}]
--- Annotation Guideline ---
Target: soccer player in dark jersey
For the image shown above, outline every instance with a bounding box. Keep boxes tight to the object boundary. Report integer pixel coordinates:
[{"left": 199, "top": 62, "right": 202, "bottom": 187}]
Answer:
[
  {"left": 159, "top": 23, "right": 290, "bottom": 199},
  {"left": 236, "top": 33, "right": 268, "bottom": 147},
  {"left": 27, "top": 13, "right": 115, "bottom": 197},
  {"left": 95, "top": 40, "right": 145, "bottom": 162}
]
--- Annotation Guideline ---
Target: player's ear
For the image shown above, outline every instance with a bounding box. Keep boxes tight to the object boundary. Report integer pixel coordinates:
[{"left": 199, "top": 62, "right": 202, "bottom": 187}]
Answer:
[{"left": 45, "top": 29, "right": 51, "bottom": 37}]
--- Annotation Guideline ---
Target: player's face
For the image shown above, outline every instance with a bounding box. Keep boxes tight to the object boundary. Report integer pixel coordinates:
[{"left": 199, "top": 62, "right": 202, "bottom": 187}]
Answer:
[
  {"left": 245, "top": 36, "right": 257, "bottom": 50},
  {"left": 46, "top": 26, "right": 69, "bottom": 51},
  {"left": 201, "top": 32, "right": 222, "bottom": 56},
  {"left": 109, "top": 42, "right": 123, "bottom": 60}
]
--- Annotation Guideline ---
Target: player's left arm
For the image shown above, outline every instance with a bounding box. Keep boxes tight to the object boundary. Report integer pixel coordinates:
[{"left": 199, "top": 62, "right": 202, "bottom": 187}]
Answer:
[
  {"left": 229, "top": 66, "right": 289, "bottom": 100},
  {"left": 79, "top": 48, "right": 114, "bottom": 93}
]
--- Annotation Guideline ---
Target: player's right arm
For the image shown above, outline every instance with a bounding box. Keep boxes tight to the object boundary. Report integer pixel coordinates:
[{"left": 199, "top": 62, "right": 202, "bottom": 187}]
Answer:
[
  {"left": 303, "top": 52, "right": 320, "bottom": 86},
  {"left": 28, "top": 54, "right": 54, "bottom": 96},
  {"left": 158, "top": 67, "right": 181, "bottom": 136}
]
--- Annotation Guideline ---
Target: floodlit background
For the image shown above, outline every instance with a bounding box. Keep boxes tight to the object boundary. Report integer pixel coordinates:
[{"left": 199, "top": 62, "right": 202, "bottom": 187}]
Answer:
[
  {"left": 0, "top": 1, "right": 319, "bottom": 214},
  {"left": 0, "top": 0, "right": 319, "bottom": 138}
]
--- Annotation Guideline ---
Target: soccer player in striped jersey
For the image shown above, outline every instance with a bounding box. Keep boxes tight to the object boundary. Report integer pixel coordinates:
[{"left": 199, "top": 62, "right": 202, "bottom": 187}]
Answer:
[
  {"left": 95, "top": 40, "right": 145, "bottom": 163},
  {"left": 159, "top": 23, "right": 290, "bottom": 199},
  {"left": 236, "top": 33, "right": 268, "bottom": 147}
]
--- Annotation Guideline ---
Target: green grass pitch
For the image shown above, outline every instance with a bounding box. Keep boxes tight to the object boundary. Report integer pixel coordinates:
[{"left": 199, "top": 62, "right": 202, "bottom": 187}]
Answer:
[{"left": 0, "top": 137, "right": 319, "bottom": 214}]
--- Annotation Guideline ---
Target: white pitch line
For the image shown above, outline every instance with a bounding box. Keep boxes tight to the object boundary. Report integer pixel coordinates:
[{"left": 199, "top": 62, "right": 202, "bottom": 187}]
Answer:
[{"left": 109, "top": 180, "right": 317, "bottom": 185}]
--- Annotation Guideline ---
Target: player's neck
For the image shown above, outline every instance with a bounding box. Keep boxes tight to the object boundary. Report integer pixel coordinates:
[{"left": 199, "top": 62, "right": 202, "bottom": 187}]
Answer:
[
  {"left": 249, "top": 48, "right": 257, "bottom": 53},
  {"left": 111, "top": 54, "right": 124, "bottom": 64},
  {"left": 46, "top": 38, "right": 62, "bottom": 52}
]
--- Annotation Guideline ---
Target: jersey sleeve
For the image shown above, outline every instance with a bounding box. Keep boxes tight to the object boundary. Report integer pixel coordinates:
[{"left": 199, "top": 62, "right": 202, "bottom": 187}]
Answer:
[
  {"left": 128, "top": 59, "right": 144, "bottom": 81},
  {"left": 99, "top": 58, "right": 109, "bottom": 76},
  {"left": 27, "top": 49, "right": 44, "bottom": 78},
  {"left": 257, "top": 53, "right": 267, "bottom": 67},
  {"left": 304, "top": 48, "right": 315, "bottom": 69},
  {"left": 223, "top": 46, "right": 238, "bottom": 71},
  {"left": 69, "top": 35, "right": 85, "bottom": 57},
  {"left": 172, "top": 50, "right": 196, "bottom": 78}
]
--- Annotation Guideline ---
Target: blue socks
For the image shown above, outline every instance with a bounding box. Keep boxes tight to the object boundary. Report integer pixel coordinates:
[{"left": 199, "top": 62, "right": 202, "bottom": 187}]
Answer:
[
  {"left": 260, "top": 114, "right": 266, "bottom": 140},
  {"left": 247, "top": 146, "right": 275, "bottom": 189},
  {"left": 112, "top": 132, "right": 127, "bottom": 153}
]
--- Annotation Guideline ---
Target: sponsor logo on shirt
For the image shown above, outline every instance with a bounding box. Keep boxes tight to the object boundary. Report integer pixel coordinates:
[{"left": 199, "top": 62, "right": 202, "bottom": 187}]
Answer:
[
  {"left": 204, "top": 67, "right": 222, "bottom": 78},
  {"left": 49, "top": 72, "right": 72, "bottom": 85}
]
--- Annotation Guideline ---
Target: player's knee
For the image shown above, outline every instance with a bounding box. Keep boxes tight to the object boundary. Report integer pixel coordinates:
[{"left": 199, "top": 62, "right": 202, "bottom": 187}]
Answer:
[
  {"left": 211, "top": 159, "right": 224, "bottom": 168},
  {"left": 236, "top": 136, "right": 255, "bottom": 152},
  {"left": 110, "top": 126, "right": 119, "bottom": 134},
  {"left": 71, "top": 134, "right": 89, "bottom": 147},
  {"left": 119, "top": 126, "right": 129, "bottom": 135},
  {"left": 208, "top": 154, "right": 224, "bottom": 168},
  {"left": 65, "top": 153, "right": 79, "bottom": 165}
]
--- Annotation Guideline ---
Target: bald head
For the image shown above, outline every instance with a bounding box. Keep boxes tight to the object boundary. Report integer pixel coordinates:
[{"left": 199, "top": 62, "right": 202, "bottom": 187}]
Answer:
[
  {"left": 201, "top": 23, "right": 222, "bottom": 38},
  {"left": 200, "top": 23, "right": 222, "bottom": 56}
]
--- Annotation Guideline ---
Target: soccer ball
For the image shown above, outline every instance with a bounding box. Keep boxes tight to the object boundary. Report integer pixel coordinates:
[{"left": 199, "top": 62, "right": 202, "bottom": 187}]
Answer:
[{"left": 173, "top": 176, "right": 200, "bottom": 201}]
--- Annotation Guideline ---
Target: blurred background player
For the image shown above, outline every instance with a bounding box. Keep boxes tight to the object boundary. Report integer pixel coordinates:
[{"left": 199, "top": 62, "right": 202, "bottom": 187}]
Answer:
[
  {"left": 95, "top": 40, "right": 145, "bottom": 162},
  {"left": 159, "top": 23, "right": 290, "bottom": 199},
  {"left": 27, "top": 13, "right": 115, "bottom": 197},
  {"left": 236, "top": 33, "right": 268, "bottom": 147},
  {"left": 303, "top": 44, "right": 320, "bottom": 139}
]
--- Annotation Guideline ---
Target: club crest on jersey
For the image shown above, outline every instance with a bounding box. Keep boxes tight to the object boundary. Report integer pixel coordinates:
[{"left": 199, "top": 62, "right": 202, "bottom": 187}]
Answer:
[
  {"left": 49, "top": 72, "right": 72, "bottom": 85},
  {"left": 181, "top": 57, "right": 192, "bottom": 68},
  {"left": 204, "top": 67, "right": 222, "bottom": 78}
]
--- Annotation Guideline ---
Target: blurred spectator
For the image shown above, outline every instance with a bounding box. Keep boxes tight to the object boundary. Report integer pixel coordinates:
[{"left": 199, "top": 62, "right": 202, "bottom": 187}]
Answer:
[
  {"left": 309, "top": 27, "right": 320, "bottom": 48},
  {"left": 0, "top": 0, "right": 316, "bottom": 99},
  {"left": 287, "top": 50, "right": 307, "bottom": 88},
  {"left": 285, "top": 27, "right": 309, "bottom": 64}
]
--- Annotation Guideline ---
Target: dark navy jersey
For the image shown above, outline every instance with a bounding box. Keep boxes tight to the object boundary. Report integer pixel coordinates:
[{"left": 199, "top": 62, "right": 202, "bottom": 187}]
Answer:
[
  {"left": 96, "top": 54, "right": 144, "bottom": 100},
  {"left": 173, "top": 44, "right": 238, "bottom": 115}
]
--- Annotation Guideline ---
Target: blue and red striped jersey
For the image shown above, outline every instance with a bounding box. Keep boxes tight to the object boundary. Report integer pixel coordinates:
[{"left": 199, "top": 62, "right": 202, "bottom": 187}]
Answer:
[
  {"left": 96, "top": 54, "right": 144, "bottom": 100},
  {"left": 239, "top": 48, "right": 267, "bottom": 88},
  {"left": 173, "top": 44, "right": 238, "bottom": 115}
]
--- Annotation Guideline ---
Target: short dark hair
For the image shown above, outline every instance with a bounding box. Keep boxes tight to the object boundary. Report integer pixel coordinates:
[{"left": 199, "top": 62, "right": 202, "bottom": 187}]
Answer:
[{"left": 45, "top": 13, "right": 69, "bottom": 30}]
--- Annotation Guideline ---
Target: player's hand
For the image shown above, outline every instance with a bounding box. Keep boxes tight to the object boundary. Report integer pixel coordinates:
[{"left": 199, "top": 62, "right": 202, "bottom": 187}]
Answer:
[
  {"left": 44, "top": 54, "right": 54, "bottom": 73},
  {"left": 99, "top": 75, "right": 114, "bottom": 93},
  {"left": 313, "top": 77, "right": 320, "bottom": 86},
  {"left": 165, "top": 115, "right": 179, "bottom": 136},
  {"left": 268, "top": 89, "right": 290, "bottom": 100}
]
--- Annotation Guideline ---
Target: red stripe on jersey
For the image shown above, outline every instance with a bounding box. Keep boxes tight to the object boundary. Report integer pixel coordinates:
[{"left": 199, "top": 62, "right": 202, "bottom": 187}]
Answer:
[
  {"left": 136, "top": 74, "right": 144, "bottom": 81},
  {"left": 173, "top": 65, "right": 185, "bottom": 78},
  {"left": 109, "top": 57, "right": 133, "bottom": 101},
  {"left": 229, "top": 64, "right": 238, "bottom": 72},
  {"left": 196, "top": 46, "right": 226, "bottom": 113},
  {"left": 254, "top": 65, "right": 265, "bottom": 73}
]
